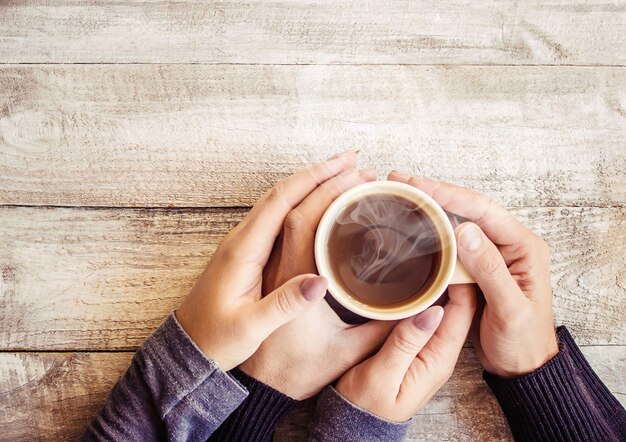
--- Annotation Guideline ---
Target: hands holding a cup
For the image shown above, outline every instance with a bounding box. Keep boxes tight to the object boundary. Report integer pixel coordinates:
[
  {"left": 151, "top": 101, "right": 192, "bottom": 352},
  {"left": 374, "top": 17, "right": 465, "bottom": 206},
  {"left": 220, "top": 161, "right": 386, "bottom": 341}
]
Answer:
[
  {"left": 176, "top": 151, "right": 359, "bottom": 371},
  {"left": 388, "top": 172, "right": 559, "bottom": 378},
  {"left": 177, "top": 152, "right": 558, "bottom": 423}
]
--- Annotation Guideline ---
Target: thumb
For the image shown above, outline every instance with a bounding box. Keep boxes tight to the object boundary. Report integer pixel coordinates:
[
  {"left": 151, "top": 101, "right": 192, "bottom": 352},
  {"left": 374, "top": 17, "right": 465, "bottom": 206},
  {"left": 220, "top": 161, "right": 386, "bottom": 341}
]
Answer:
[
  {"left": 368, "top": 307, "right": 444, "bottom": 389},
  {"left": 251, "top": 274, "right": 327, "bottom": 339},
  {"left": 455, "top": 222, "right": 526, "bottom": 318}
]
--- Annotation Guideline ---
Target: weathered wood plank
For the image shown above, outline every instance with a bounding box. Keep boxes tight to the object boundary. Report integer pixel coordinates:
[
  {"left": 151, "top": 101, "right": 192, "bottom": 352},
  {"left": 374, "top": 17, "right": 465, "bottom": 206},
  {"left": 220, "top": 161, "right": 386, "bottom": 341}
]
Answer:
[
  {"left": 1, "top": 347, "right": 624, "bottom": 441},
  {"left": 0, "top": 352, "right": 133, "bottom": 442},
  {"left": 1, "top": 65, "right": 625, "bottom": 208},
  {"left": 0, "top": 1, "right": 625, "bottom": 65},
  {"left": 0, "top": 205, "right": 624, "bottom": 350}
]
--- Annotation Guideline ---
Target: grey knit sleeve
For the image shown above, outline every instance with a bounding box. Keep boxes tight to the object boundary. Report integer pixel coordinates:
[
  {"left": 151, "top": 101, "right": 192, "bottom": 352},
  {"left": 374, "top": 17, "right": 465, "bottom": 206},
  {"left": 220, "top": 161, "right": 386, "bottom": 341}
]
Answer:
[
  {"left": 308, "top": 386, "right": 411, "bottom": 441},
  {"left": 81, "top": 312, "right": 248, "bottom": 442}
]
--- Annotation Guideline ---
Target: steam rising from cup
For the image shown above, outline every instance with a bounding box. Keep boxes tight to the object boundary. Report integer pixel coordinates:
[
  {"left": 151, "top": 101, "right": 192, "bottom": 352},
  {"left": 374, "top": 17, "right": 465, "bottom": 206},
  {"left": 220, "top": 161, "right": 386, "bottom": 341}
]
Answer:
[{"left": 333, "top": 196, "right": 442, "bottom": 287}]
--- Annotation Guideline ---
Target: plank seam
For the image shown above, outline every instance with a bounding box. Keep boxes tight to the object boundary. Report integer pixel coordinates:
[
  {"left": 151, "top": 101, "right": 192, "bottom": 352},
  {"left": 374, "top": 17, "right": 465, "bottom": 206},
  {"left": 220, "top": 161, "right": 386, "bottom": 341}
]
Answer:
[
  {"left": 0, "top": 62, "right": 625, "bottom": 68},
  {"left": 1, "top": 204, "right": 624, "bottom": 210}
]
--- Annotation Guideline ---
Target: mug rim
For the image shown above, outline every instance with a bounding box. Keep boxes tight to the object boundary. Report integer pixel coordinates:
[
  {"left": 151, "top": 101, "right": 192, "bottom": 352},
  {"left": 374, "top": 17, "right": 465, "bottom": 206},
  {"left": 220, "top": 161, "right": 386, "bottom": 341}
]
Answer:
[{"left": 314, "top": 180, "right": 457, "bottom": 320}]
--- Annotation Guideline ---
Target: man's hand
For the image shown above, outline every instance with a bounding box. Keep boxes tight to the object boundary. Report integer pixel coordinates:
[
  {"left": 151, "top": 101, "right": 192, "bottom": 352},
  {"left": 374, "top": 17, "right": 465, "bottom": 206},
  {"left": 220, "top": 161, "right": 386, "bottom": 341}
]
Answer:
[{"left": 389, "top": 172, "right": 558, "bottom": 378}]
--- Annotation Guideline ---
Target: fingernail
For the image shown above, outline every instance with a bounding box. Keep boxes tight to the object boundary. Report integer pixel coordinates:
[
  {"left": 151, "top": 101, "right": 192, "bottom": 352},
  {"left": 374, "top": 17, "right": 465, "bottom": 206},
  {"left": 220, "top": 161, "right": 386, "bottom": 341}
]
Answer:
[
  {"left": 340, "top": 167, "right": 359, "bottom": 177},
  {"left": 328, "top": 149, "right": 361, "bottom": 160},
  {"left": 301, "top": 276, "right": 328, "bottom": 301},
  {"left": 459, "top": 223, "right": 482, "bottom": 251},
  {"left": 390, "top": 170, "right": 410, "bottom": 180},
  {"left": 414, "top": 307, "right": 444, "bottom": 331},
  {"left": 359, "top": 168, "right": 377, "bottom": 179},
  {"left": 417, "top": 178, "right": 441, "bottom": 194}
]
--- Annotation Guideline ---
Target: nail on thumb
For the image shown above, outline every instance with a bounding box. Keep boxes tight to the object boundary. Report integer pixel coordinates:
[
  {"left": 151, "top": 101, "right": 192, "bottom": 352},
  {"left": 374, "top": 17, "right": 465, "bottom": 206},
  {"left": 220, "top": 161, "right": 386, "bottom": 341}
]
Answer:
[{"left": 300, "top": 276, "right": 328, "bottom": 302}]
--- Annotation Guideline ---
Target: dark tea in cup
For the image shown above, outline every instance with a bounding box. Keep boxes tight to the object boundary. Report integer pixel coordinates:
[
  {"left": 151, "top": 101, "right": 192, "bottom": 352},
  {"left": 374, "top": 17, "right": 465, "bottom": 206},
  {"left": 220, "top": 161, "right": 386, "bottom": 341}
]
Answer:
[
  {"left": 327, "top": 194, "right": 442, "bottom": 307},
  {"left": 315, "top": 181, "right": 473, "bottom": 320}
]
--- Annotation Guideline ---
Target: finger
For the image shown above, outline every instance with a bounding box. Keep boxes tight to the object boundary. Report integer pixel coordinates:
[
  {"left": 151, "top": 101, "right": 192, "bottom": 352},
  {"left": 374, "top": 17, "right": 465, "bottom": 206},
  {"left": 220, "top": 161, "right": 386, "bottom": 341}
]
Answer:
[
  {"left": 455, "top": 222, "right": 526, "bottom": 317},
  {"left": 387, "top": 171, "right": 531, "bottom": 247},
  {"left": 368, "top": 307, "right": 444, "bottom": 389},
  {"left": 286, "top": 167, "right": 376, "bottom": 237},
  {"left": 249, "top": 274, "right": 328, "bottom": 339},
  {"left": 400, "top": 284, "right": 476, "bottom": 402},
  {"left": 414, "top": 284, "right": 477, "bottom": 368},
  {"left": 229, "top": 151, "right": 358, "bottom": 261},
  {"left": 469, "top": 292, "right": 487, "bottom": 362},
  {"left": 283, "top": 167, "right": 376, "bottom": 259},
  {"left": 343, "top": 319, "right": 396, "bottom": 363}
]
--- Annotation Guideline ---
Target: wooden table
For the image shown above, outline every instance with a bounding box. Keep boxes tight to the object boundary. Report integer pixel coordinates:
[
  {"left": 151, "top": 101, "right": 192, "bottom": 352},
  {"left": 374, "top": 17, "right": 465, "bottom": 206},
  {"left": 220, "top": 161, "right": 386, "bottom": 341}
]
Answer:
[{"left": 1, "top": 2, "right": 625, "bottom": 440}]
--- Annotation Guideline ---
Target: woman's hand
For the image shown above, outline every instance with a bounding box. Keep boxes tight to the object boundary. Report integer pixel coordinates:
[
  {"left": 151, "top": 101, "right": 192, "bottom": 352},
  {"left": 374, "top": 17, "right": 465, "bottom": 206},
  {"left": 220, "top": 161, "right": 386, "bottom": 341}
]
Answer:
[
  {"left": 175, "top": 152, "right": 360, "bottom": 371},
  {"left": 388, "top": 172, "right": 559, "bottom": 378},
  {"left": 239, "top": 164, "right": 396, "bottom": 400},
  {"left": 336, "top": 285, "right": 476, "bottom": 422}
]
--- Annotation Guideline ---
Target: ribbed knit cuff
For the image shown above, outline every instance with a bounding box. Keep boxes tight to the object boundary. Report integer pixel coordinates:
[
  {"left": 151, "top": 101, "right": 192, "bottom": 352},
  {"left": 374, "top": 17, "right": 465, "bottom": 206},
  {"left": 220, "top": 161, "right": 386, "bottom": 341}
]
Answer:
[
  {"left": 208, "top": 368, "right": 299, "bottom": 442},
  {"left": 484, "top": 326, "right": 626, "bottom": 442},
  {"left": 309, "top": 386, "right": 410, "bottom": 441}
]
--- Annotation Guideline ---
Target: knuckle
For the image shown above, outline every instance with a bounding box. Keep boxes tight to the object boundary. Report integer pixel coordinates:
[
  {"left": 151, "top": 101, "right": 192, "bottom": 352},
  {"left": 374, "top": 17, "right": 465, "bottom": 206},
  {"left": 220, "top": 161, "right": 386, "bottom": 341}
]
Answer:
[
  {"left": 266, "top": 179, "right": 288, "bottom": 203},
  {"left": 403, "top": 363, "right": 420, "bottom": 388},
  {"left": 393, "top": 329, "right": 420, "bottom": 355},
  {"left": 215, "top": 236, "right": 239, "bottom": 261},
  {"left": 419, "top": 356, "right": 440, "bottom": 378},
  {"left": 495, "top": 304, "right": 528, "bottom": 327},
  {"left": 274, "top": 289, "right": 296, "bottom": 316},
  {"left": 477, "top": 249, "right": 505, "bottom": 278},
  {"left": 284, "top": 209, "right": 305, "bottom": 232},
  {"left": 474, "top": 197, "right": 498, "bottom": 223}
]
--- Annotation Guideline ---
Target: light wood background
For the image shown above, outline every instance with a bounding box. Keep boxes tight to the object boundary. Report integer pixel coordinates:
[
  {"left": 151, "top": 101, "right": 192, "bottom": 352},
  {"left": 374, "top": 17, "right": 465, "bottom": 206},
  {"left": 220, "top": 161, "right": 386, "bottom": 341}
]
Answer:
[{"left": 1, "top": 1, "right": 625, "bottom": 440}]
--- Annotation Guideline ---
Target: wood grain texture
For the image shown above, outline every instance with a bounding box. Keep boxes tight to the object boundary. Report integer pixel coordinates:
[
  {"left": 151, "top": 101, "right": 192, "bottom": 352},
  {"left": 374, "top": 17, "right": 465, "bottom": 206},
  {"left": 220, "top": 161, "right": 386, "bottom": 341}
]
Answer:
[
  {"left": 2, "top": 347, "right": 624, "bottom": 441},
  {"left": 0, "top": 1, "right": 625, "bottom": 65},
  {"left": 1, "top": 65, "right": 625, "bottom": 208},
  {"left": 1, "top": 205, "right": 624, "bottom": 350},
  {"left": 0, "top": 352, "right": 133, "bottom": 442}
]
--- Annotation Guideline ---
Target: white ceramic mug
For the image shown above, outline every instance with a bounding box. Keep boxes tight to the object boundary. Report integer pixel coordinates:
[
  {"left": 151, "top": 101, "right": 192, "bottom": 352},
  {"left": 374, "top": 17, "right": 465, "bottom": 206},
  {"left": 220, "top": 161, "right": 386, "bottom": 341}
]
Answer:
[{"left": 314, "top": 181, "right": 473, "bottom": 320}]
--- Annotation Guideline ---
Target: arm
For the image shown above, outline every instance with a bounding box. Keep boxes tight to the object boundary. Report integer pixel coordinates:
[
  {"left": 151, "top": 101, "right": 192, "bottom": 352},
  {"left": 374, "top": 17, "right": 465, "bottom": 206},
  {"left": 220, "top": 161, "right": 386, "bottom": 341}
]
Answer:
[
  {"left": 485, "top": 326, "right": 626, "bottom": 442},
  {"left": 390, "top": 173, "right": 626, "bottom": 441},
  {"left": 210, "top": 161, "right": 396, "bottom": 440},
  {"left": 81, "top": 313, "right": 248, "bottom": 442},
  {"left": 82, "top": 154, "right": 357, "bottom": 441}
]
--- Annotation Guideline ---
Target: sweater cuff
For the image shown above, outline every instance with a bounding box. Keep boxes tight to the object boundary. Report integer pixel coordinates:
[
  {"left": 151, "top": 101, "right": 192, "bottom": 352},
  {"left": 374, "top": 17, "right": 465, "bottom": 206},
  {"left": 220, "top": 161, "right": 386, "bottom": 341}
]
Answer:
[
  {"left": 209, "top": 368, "right": 299, "bottom": 442},
  {"left": 140, "top": 312, "right": 248, "bottom": 439},
  {"left": 484, "top": 326, "right": 626, "bottom": 441},
  {"left": 309, "top": 386, "right": 410, "bottom": 441}
]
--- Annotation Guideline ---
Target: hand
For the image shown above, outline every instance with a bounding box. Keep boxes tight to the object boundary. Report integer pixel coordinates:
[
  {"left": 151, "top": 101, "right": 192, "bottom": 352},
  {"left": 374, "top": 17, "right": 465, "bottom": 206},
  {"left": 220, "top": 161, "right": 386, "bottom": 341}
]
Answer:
[
  {"left": 336, "top": 286, "right": 476, "bottom": 422},
  {"left": 388, "top": 172, "right": 559, "bottom": 378},
  {"left": 240, "top": 162, "right": 395, "bottom": 400},
  {"left": 175, "top": 152, "right": 359, "bottom": 371}
]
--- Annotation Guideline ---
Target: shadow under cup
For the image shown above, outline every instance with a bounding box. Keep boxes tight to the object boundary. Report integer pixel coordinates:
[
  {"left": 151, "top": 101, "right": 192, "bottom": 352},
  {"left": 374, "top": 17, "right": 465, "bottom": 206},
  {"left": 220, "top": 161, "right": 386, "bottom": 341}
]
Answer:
[{"left": 314, "top": 181, "right": 460, "bottom": 321}]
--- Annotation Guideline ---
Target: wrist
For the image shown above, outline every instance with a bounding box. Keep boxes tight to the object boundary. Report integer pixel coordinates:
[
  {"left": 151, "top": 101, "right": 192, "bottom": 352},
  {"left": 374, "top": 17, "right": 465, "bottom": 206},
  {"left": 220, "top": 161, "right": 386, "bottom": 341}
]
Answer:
[
  {"left": 239, "top": 349, "right": 325, "bottom": 400},
  {"left": 239, "top": 358, "right": 303, "bottom": 400},
  {"left": 484, "top": 330, "right": 560, "bottom": 379}
]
